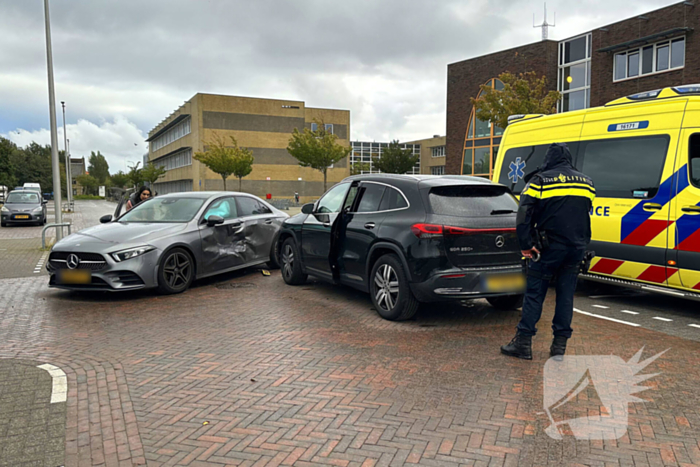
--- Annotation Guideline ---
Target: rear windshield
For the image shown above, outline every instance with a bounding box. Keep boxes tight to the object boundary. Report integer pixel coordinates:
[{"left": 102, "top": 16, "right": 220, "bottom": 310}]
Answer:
[{"left": 428, "top": 185, "right": 518, "bottom": 217}]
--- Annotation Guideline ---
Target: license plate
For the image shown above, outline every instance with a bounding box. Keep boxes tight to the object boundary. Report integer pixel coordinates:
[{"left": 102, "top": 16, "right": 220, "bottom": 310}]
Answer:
[
  {"left": 14, "top": 215, "right": 29, "bottom": 219},
  {"left": 56, "top": 269, "right": 91, "bottom": 285},
  {"left": 483, "top": 273, "right": 525, "bottom": 292}
]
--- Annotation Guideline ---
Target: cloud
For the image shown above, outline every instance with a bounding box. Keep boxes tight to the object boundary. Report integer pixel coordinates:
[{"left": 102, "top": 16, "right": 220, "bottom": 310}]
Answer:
[
  {"left": 2, "top": 117, "right": 147, "bottom": 173},
  {"left": 0, "top": 0, "right": 679, "bottom": 152}
]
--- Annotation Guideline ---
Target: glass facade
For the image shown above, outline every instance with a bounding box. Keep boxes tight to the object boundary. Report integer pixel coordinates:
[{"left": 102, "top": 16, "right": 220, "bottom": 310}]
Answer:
[
  {"left": 151, "top": 117, "right": 191, "bottom": 152},
  {"left": 350, "top": 141, "right": 421, "bottom": 175},
  {"left": 153, "top": 148, "right": 192, "bottom": 171},
  {"left": 461, "top": 79, "right": 504, "bottom": 178},
  {"left": 152, "top": 179, "right": 193, "bottom": 195},
  {"left": 558, "top": 34, "right": 591, "bottom": 112}
]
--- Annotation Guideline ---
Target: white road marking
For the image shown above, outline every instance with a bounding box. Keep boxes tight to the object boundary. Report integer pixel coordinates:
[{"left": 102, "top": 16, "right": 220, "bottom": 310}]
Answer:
[
  {"left": 621, "top": 310, "right": 640, "bottom": 315},
  {"left": 689, "top": 324, "right": 700, "bottom": 329},
  {"left": 36, "top": 363, "right": 67, "bottom": 403},
  {"left": 653, "top": 317, "right": 673, "bottom": 322},
  {"left": 592, "top": 304, "right": 609, "bottom": 309},
  {"left": 34, "top": 252, "right": 49, "bottom": 274},
  {"left": 574, "top": 308, "right": 640, "bottom": 327}
]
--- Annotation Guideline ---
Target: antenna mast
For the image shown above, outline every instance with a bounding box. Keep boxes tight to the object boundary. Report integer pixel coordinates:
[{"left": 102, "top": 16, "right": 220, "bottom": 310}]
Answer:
[{"left": 533, "top": 3, "right": 556, "bottom": 41}]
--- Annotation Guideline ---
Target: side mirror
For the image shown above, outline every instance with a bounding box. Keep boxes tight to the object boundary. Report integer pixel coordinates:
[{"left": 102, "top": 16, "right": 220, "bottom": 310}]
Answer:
[
  {"left": 206, "top": 215, "right": 225, "bottom": 227},
  {"left": 42, "top": 200, "right": 47, "bottom": 205},
  {"left": 100, "top": 214, "right": 113, "bottom": 224},
  {"left": 301, "top": 203, "right": 315, "bottom": 215}
]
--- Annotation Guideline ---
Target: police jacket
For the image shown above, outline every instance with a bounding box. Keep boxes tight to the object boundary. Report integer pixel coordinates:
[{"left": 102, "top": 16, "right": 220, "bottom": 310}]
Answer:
[{"left": 516, "top": 143, "right": 595, "bottom": 250}]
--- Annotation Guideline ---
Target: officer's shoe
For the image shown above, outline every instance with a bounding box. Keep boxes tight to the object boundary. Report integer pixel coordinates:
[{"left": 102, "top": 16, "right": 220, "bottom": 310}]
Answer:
[
  {"left": 500, "top": 331, "right": 532, "bottom": 360},
  {"left": 550, "top": 336, "right": 568, "bottom": 361}
]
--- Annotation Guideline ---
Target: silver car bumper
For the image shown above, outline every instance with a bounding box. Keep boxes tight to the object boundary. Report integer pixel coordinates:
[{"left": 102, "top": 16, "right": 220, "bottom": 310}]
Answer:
[{"left": 47, "top": 249, "right": 160, "bottom": 291}]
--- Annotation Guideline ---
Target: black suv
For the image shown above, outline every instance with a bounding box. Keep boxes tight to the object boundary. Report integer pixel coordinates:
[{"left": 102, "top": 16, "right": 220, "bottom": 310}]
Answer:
[{"left": 276, "top": 175, "right": 524, "bottom": 320}]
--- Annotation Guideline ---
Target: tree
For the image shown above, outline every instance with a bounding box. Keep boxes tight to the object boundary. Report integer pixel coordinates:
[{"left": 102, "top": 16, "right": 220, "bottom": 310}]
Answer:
[
  {"left": 76, "top": 174, "right": 99, "bottom": 195},
  {"left": 287, "top": 121, "right": 351, "bottom": 191},
  {"left": 472, "top": 72, "right": 561, "bottom": 130},
  {"left": 140, "top": 162, "right": 167, "bottom": 186},
  {"left": 110, "top": 171, "right": 130, "bottom": 189},
  {"left": 350, "top": 162, "right": 370, "bottom": 176},
  {"left": 194, "top": 134, "right": 254, "bottom": 191},
  {"left": 88, "top": 151, "right": 110, "bottom": 184},
  {"left": 371, "top": 140, "right": 419, "bottom": 174},
  {"left": 127, "top": 162, "right": 143, "bottom": 188},
  {"left": 0, "top": 137, "right": 18, "bottom": 188}
]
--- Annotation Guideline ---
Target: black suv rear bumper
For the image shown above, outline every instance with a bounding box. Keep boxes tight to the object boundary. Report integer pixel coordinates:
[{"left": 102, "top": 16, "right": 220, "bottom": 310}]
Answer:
[{"left": 410, "top": 264, "right": 524, "bottom": 302}]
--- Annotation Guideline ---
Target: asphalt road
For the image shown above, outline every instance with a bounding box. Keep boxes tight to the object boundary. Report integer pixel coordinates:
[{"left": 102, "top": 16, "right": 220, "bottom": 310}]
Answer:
[{"left": 574, "top": 281, "right": 700, "bottom": 342}]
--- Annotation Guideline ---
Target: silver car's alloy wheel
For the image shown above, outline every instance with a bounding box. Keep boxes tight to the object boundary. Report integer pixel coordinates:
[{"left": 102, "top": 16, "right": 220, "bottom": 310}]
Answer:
[
  {"left": 282, "top": 244, "right": 294, "bottom": 280},
  {"left": 374, "top": 264, "right": 399, "bottom": 312},
  {"left": 163, "top": 252, "right": 192, "bottom": 290}
]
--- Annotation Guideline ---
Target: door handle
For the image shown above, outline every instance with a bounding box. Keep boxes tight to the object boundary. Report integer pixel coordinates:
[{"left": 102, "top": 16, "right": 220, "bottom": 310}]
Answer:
[
  {"left": 643, "top": 203, "right": 662, "bottom": 211},
  {"left": 323, "top": 222, "right": 331, "bottom": 227},
  {"left": 681, "top": 205, "right": 700, "bottom": 214},
  {"left": 264, "top": 219, "right": 273, "bottom": 224},
  {"left": 229, "top": 222, "right": 244, "bottom": 233},
  {"left": 364, "top": 222, "right": 375, "bottom": 229}
]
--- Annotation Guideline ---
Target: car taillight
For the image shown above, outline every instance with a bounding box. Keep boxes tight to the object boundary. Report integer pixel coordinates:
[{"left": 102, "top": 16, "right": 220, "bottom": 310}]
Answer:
[
  {"left": 411, "top": 223, "right": 516, "bottom": 239},
  {"left": 411, "top": 223, "right": 443, "bottom": 238}
]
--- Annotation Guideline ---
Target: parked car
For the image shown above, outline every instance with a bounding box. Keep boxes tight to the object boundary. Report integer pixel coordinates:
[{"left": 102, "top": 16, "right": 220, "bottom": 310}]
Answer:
[
  {"left": 47, "top": 191, "right": 288, "bottom": 293},
  {"left": 276, "top": 175, "right": 525, "bottom": 320},
  {"left": 1, "top": 190, "right": 47, "bottom": 226}
]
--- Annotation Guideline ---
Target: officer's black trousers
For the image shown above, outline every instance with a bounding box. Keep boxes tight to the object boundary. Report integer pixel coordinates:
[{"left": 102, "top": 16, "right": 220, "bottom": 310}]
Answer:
[{"left": 517, "top": 247, "right": 585, "bottom": 338}]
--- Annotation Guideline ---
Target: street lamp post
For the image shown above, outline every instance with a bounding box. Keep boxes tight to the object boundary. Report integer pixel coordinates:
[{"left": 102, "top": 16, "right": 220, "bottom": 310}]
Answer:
[
  {"left": 61, "top": 101, "right": 72, "bottom": 210},
  {"left": 43, "top": 0, "right": 62, "bottom": 240}
]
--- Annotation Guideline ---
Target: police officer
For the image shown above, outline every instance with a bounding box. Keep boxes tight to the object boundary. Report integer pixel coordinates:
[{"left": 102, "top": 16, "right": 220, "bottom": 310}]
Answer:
[{"left": 501, "top": 143, "right": 595, "bottom": 360}]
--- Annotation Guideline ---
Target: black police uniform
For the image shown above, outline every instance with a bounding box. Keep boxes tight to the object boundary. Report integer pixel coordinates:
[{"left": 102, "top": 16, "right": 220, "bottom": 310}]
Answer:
[{"left": 501, "top": 143, "right": 595, "bottom": 360}]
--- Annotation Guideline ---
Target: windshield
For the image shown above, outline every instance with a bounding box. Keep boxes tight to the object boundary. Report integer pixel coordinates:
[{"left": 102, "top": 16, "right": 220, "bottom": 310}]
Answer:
[
  {"left": 6, "top": 192, "right": 40, "bottom": 204},
  {"left": 429, "top": 185, "right": 518, "bottom": 217},
  {"left": 118, "top": 197, "right": 205, "bottom": 223}
]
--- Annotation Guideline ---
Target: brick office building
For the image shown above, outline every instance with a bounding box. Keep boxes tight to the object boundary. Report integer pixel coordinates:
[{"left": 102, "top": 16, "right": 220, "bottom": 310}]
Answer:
[{"left": 446, "top": 1, "right": 698, "bottom": 176}]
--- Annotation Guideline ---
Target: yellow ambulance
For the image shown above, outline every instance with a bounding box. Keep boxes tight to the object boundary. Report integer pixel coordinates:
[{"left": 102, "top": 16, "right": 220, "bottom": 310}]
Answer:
[{"left": 493, "top": 84, "right": 700, "bottom": 300}]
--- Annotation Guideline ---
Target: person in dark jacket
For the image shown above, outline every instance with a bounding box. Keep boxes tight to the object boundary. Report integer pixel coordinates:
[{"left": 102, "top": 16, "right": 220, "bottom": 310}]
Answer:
[
  {"left": 501, "top": 143, "right": 595, "bottom": 361},
  {"left": 126, "top": 186, "right": 152, "bottom": 211}
]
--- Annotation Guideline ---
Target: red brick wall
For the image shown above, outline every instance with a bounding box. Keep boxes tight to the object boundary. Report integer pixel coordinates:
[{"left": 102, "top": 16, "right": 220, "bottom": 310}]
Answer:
[
  {"left": 445, "top": 41, "right": 558, "bottom": 175},
  {"left": 591, "top": 2, "right": 699, "bottom": 107}
]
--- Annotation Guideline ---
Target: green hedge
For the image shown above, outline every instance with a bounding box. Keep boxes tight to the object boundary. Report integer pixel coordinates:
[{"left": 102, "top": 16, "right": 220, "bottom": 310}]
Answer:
[{"left": 74, "top": 195, "right": 104, "bottom": 200}]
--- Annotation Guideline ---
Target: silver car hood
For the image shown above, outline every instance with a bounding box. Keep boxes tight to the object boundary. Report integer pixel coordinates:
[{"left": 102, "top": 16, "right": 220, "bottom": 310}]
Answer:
[
  {"left": 53, "top": 222, "right": 189, "bottom": 252},
  {"left": 3, "top": 203, "right": 41, "bottom": 212}
]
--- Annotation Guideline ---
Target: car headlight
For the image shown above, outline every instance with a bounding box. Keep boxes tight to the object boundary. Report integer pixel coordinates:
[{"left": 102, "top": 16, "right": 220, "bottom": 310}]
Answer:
[
  {"left": 111, "top": 246, "right": 155, "bottom": 262},
  {"left": 1, "top": 206, "right": 9, "bottom": 212},
  {"left": 33, "top": 206, "right": 43, "bottom": 213}
]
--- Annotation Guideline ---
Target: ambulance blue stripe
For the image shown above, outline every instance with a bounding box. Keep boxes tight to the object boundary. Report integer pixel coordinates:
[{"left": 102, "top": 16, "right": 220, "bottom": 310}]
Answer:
[
  {"left": 620, "top": 165, "right": 687, "bottom": 241},
  {"left": 676, "top": 199, "right": 700, "bottom": 245}
]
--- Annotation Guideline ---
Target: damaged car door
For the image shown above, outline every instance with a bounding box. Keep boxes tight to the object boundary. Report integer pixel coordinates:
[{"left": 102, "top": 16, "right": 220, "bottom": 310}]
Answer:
[
  {"left": 199, "top": 196, "right": 250, "bottom": 274},
  {"left": 235, "top": 195, "right": 276, "bottom": 262}
]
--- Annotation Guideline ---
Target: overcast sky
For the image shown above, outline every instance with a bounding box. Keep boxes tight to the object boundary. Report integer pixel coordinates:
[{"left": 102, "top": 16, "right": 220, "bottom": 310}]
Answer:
[{"left": 0, "top": 0, "right": 677, "bottom": 172}]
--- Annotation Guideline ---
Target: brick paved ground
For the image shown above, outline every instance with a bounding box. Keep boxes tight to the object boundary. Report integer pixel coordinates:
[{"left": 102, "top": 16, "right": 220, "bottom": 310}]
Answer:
[
  {"left": 0, "top": 270, "right": 699, "bottom": 466},
  {"left": 0, "top": 359, "right": 66, "bottom": 466}
]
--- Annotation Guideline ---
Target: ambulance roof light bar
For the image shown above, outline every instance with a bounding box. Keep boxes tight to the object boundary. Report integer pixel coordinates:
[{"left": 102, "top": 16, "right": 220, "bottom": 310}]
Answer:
[{"left": 672, "top": 84, "right": 700, "bottom": 94}]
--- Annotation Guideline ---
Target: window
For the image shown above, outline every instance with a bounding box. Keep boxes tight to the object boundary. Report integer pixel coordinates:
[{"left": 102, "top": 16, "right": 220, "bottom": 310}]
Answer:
[
  {"left": 378, "top": 187, "right": 408, "bottom": 211},
  {"left": 349, "top": 142, "right": 420, "bottom": 175},
  {"left": 153, "top": 148, "right": 192, "bottom": 171},
  {"left": 613, "top": 37, "right": 685, "bottom": 81},
  {"left": 236, "top": 197, "right": 271, "bottom": 217},
  {"left": 558, "top": 34, "right": 591, "bottom": 113},
  {"left": 151, "top": 117, "right": 191, "bottom": 151},
  {"left": 577, "top": 135, "right": 670, "bottom": 199},
  {"left": 498, "top": 143, "right": 580, "bottom": 194},
  {"left": 431, "top": 166, "right": 445, "bottom": 175},
  {"left": 325, "top": 124, "right": 333, "bottom": 134},
  {"left": 428, "top": 185, "right": 518, "bottom": 217},
  {"left": 204, "top": 197, "right": 238, "bottom": 221},
  {"left": 431, "top": 146, "right": 446, "bottom": 158},
  {"left": 356, "top": 184, "right": 386, "bottom": 213},
  {"left": 153, "top": 180, "right": 193, "bottom": 195},
  {"left": 316, "top": 183, "right": 349, "bottom": 213},
  {"left": 689, "top": 134, "right": 700, "bottom": 188},
  {"left": 120, "top": 197, "right": 204, "bottom": 223},
  {"left": 462, "top": 79, "right": 504, "bottom": 177}
]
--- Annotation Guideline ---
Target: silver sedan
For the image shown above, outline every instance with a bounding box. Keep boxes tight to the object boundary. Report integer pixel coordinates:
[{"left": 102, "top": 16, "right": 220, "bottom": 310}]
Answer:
[{"left": 47, "top": 192, "right": 288, "bottom": 294}]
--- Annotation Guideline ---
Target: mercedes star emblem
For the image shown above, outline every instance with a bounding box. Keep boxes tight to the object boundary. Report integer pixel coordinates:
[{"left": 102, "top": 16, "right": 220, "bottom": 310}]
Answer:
[
  {"left": 495, "top": 235, "right": 505, "bottom": 248},
  {"left": 66, "top": 254, "right": 81, "bottom": 270}
]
